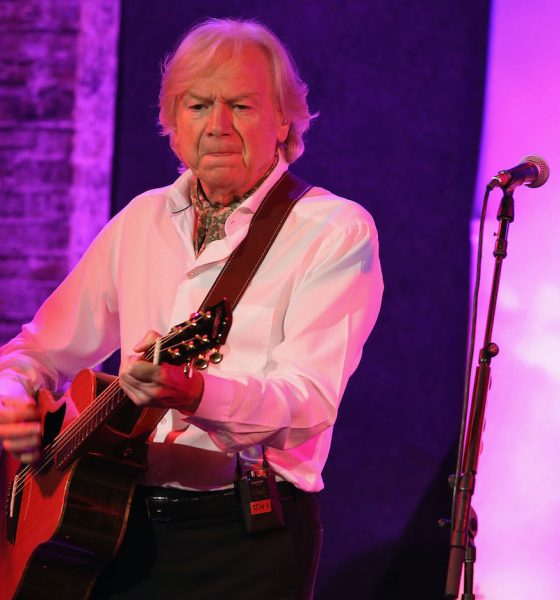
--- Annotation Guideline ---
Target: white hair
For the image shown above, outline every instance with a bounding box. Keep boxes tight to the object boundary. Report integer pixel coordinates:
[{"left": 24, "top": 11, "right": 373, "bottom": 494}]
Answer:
[{"left": 159, "top": 18, "right": 316, "bottom": 163}]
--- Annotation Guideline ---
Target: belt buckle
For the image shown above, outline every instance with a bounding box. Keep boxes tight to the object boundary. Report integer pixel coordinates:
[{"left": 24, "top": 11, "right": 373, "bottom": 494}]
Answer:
[{"left": 145, "top": 495, "right": 175, "bottom": 522}]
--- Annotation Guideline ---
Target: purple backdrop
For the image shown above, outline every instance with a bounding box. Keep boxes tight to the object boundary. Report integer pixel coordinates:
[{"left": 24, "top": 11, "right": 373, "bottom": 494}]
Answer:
[
  {"left": 472, "top": 1, "right": 560, "bottom": 596},
  {"left": 0, "top": 0, "right": 489, "bottom": 597},
  {"left": 12, "top": 1, "right": 559, "bottom": 596}
]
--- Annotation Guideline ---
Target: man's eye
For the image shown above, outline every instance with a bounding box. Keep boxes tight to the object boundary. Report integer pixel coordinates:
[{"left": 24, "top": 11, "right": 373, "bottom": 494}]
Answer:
[
  {"left": 189, "top": 104, "right": 206, "bottom": 111},
  {"left": 233, "top": 104, "right": 250, "bottom": 111}
]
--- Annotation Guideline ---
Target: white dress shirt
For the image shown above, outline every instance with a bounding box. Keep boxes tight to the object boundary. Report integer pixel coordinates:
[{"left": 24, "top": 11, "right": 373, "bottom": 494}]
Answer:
[{"left": 0, "top": 155, "right": 383, "bottom": 492}]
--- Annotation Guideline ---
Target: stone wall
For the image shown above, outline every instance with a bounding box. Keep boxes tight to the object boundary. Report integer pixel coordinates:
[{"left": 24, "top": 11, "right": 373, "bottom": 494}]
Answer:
[{"left": 0, "top": 0, "right": 119, "bottom": 343}]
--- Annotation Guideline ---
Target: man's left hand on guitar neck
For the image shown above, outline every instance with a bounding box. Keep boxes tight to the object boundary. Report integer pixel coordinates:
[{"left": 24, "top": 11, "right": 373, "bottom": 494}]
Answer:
[{"left": 119, "top": 331, "right": 204, "bottom": 414}]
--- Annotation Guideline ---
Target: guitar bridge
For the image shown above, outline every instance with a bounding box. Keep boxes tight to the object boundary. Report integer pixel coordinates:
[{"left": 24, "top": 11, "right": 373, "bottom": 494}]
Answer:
[{"left": 5, "top": 472, "right": 22, "bottom": 544}]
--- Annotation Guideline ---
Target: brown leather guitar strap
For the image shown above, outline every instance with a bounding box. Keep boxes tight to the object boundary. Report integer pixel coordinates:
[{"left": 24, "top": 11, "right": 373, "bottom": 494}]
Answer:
[
  {"left": 197, "top": 171, "right": 310, "bottom": 533},
  {"left": 198, "top": 171, "right": 311, "bottom": 312}
]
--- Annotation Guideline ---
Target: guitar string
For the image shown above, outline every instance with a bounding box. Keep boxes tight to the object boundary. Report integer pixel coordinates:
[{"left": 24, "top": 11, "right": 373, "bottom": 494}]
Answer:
[
  {"left": 44, "top": 318, "right": 212, "bottom": 457},
  {"left": 38, "top": 318, "right": 202, "bottom": 455},
  {"left": 12, "top": 345, "right": 156, "bottom": 494},
  {"left": 11, "top": 323, "right": 196, "bottom": 497},
  {"left": 11, "top": 319, "right": 208, "bottom": 497},
  {"left": 35, "top": 305, "right": 219, "bottom": 471},
  {"left": 11, "top": 323, "right": 189, "bottom": 493},
  {"left": 15, "top": 308, "right": 223, "bottom": 500},
  {"left": 12, "top": 305, "right": 224, "bottom": 499}
]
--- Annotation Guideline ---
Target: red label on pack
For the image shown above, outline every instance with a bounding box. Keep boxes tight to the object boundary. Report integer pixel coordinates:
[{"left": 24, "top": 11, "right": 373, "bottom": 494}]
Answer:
[{"left": 249, "top": 499, "right": 272, "bottom": 515}]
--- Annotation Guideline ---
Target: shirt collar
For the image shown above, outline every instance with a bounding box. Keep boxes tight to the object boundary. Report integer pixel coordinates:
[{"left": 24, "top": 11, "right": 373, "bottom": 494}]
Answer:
[{"left": 166, "top": 151, "right": 290, "bottom": 216}]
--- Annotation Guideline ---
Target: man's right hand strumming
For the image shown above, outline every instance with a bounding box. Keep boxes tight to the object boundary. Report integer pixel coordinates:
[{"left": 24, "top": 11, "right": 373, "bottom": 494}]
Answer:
[{"left": 0, "top": 398, "right": 42, "bottom": 464}]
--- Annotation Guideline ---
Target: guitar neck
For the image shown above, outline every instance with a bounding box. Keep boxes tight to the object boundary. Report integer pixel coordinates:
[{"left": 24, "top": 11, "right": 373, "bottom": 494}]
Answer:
[
  {"left": 51, "top": 379, "right": 130, "bottom": 471},
  {"left": 42, "top": 300, "right": 232, "bottom": 473}
]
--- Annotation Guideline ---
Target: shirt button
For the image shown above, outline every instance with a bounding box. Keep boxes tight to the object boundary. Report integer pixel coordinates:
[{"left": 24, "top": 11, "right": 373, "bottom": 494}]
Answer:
[{"left": 187, "top": 271, "right": 196, "bottom": 279}]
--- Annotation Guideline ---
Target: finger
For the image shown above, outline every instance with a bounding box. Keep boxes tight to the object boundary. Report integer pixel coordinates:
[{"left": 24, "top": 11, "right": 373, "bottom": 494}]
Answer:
[
  {"left": 2, "top": 397, "right": 35, "bottom": 408},
  {"left": 119, "top": 372, "right": 160, "bottom": 407},
  {"left": 0, "top": 401, "right": 39, "bottom": 423},
  {"left": 126, "top": 361, "right": 161, "bottom": 384},
  {"left": 119, "top": 353, "right": 141, "bottom": 375},
  {"left": 19, "top": 450, "right": 41, "bottom": 464},
  {"left": 133, "top": 330, "right": 163, "bottom": 354},
  {"left": 3, "top": 433, "right": 42, "bottom": 452},
  {"left": 120, "top": 382, "right": 155, "bottom": 407},
  {"left": 0, "top": 421, "right": 41, "bottom": 441}
]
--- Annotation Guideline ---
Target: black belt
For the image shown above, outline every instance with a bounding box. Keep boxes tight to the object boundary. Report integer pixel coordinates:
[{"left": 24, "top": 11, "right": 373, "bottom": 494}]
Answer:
[{"left": 137, "top": 482, "right": 302, "bottom": 522}]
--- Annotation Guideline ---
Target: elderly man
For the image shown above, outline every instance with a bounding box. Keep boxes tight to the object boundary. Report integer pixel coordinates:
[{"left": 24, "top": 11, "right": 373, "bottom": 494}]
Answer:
[{"left": 0, "top": 18, "right": 382, "bottom": 599}]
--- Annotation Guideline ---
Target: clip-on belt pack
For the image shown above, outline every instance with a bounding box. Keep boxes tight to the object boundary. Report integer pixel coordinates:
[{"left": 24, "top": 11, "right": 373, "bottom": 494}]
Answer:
[{"left": 235, "top": 451, "right": 285, "bottom": 533}]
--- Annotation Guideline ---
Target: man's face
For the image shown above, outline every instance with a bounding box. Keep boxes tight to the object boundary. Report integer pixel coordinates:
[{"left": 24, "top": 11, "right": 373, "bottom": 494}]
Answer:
[{"left": 172, "top": 44, "right": 289, "bottom": 205}]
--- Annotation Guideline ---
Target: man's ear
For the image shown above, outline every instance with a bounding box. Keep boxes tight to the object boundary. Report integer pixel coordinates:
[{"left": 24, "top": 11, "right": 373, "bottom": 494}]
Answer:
[
  {"left": 170, "top": 131, "right": 180, "bottom": 156},
  {"left": 277, "top": 118, "right": 290, "bottom": 144}
]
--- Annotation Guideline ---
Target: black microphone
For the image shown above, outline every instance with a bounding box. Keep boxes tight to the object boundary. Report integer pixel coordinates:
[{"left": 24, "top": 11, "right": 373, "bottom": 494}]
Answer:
[{"left": 488, "top": 155, "right": 550, "bottom": 190}]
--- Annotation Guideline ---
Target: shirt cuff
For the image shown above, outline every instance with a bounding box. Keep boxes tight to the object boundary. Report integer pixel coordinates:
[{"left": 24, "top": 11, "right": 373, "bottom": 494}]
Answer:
[{"left": 186, "top": 371, "right": 235, "bottom": 424}]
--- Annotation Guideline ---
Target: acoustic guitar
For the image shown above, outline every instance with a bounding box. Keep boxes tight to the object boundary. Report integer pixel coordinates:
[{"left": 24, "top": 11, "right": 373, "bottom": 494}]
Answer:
[{"left": 0, "top": 300, "right": 231, "bottom": 600}]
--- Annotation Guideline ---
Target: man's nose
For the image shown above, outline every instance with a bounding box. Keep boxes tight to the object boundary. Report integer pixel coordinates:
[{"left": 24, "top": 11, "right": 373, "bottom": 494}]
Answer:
[{"left": 207, "top": 103, "right": 232, "bottom": 135}]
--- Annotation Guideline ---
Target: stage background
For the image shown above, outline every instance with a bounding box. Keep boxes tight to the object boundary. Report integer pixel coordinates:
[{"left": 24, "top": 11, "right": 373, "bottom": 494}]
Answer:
[
  {"left": 9, "top": 1, "right": 560, "bottom": 598},
  {"left": 472, "top": 1, "right": 560, "bottom": 598}
]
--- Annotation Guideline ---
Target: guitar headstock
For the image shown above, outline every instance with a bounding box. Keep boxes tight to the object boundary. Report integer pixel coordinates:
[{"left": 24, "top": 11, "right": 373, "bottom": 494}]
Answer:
[{"left": 149, "top": 299, "right": 232, "bottom": 370}]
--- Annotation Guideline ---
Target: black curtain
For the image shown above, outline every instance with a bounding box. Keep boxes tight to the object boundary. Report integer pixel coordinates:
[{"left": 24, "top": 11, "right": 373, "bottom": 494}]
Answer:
[{"left": 112, "top": 1, "right": 489, "bottom": 597}]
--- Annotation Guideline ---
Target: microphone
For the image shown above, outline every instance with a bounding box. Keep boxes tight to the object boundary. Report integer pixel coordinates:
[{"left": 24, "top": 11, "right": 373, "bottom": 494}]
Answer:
[{"left": 488, "top": 155, "right": 550, "bottom": 190}]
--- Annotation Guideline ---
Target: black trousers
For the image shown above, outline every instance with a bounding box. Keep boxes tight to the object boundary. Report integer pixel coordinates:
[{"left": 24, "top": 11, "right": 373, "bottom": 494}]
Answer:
[{"left": 91, "top": 485, "right": 322, "bottom": 599}]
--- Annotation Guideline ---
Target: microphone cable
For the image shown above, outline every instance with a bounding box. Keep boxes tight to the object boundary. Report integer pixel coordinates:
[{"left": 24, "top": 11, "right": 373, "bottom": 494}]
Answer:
[{"left": 449, "top": 183, "right": 491, "bottom": 530}]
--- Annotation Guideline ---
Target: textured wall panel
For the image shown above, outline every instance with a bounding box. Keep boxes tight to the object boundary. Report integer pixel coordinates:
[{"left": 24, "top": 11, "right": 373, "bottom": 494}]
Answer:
[{"left": 0, "top": 0, "right": 119, "bottom": 342}]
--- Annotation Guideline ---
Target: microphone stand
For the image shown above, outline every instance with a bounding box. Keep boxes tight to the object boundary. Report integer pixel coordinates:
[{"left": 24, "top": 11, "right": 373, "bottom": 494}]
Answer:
[{"left": 445, "top": 188, "right": 515, "bottom": 599}]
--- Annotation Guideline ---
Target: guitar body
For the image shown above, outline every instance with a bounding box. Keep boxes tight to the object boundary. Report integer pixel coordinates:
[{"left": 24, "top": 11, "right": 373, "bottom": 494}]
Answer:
[
  {"left": 0, "top": 301, "right": 231, "bottom": 600},
  {"left": 0, "top": 369, "right": 164, "bottom": 600}
]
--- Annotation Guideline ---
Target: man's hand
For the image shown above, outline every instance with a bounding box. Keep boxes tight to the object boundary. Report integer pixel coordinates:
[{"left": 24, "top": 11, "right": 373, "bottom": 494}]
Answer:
[
  {"left": 0, "top": 398, "right": 42, "bottom": 464},
  {"left": 119, "top": 331, "right": 204, "bottom": 414}
]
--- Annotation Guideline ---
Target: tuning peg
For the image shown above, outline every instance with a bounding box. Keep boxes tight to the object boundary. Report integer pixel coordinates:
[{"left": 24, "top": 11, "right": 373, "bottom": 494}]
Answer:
[
  {"left": 194, "top": 334, "right": 209, "bottom": 346},
  {"left": 193, "top": 356, "right": 208, "bottom": 370},
  {"left": 209, "top": 351, "right": 223, "bottom": 364}
]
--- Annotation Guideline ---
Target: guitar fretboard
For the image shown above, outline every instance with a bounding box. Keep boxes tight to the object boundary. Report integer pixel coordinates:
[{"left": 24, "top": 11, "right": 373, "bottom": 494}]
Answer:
[{"left": 54, "top": 383, "right": 128, "bottom": 470}]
